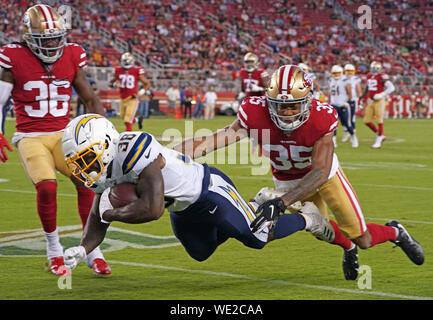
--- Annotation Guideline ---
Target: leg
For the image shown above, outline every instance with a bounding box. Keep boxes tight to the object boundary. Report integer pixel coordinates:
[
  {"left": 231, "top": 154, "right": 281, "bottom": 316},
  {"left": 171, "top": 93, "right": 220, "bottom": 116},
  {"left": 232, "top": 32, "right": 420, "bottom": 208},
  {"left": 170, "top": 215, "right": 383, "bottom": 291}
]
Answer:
[
  {"left": 363, "top": 100, "right": 377, "bottom": 134},
  {"left": 17, "top": 135, "right": 66, "bottom": 275},
  {"left": 170, "top": 211, "right": 222, "bottom": 262},
  {"left": 124, "top": 98, "right": 138, "bottom": 131},
  {"left": 137, "top": 101, "right": 144, "bottom": 129}
]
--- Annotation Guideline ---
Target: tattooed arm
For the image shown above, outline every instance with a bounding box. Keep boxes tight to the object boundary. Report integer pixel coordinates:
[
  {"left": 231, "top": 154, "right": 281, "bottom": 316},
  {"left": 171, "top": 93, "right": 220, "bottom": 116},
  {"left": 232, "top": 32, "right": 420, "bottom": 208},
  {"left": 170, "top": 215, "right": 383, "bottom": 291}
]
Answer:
[{"left": 280, "top": 133, "right": 334, "bottom": 207}]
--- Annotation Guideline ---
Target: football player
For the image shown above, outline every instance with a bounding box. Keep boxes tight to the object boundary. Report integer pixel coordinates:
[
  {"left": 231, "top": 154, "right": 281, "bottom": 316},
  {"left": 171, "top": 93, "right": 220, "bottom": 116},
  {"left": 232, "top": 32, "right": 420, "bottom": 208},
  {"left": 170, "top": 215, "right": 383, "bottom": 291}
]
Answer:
[
  {"left": 174, "top": 65, "right": 424, "bottom": 280},
  {"left": 0, "top": 5, "right": 110, "bottom": 276},
  {"left": 360, "top": 61, "right": 395, "bottom": 149},
  {"left": 110, "top": 52, "right": 150, "bottom": 132},
  {"left": 343, "top": 64, "right": 362, "bottom": 142},
  {"left": 238, "top": 52, "right": 269, "bottom": 101},
  {"left": 329, "top": 65, "right": 358, "bottom": 148},
  {"left": 61, "top": 114, "right": 334, "bottom": 271}
]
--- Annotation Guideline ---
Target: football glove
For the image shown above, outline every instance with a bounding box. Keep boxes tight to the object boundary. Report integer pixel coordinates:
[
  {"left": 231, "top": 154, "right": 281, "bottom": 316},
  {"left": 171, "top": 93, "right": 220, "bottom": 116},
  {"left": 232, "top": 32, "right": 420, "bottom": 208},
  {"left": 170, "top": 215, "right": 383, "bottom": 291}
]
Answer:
[
  {"left": 250, "top": 83, "right": 264, "bottom": 92},
  {"left": 250, "top": 197, "right": 287, "bottom": 233},
  {"left": 373, "top": 92, "right": 386, "bottom": 101},
  {"left": 0, "top": 133, "right": 12, "bottom": 163},
  {"left": 99, "top": 188, "right": 113, "bottom": 224},
  {"left": 64, "top": 246, "right": 87, "bottom": 271}
]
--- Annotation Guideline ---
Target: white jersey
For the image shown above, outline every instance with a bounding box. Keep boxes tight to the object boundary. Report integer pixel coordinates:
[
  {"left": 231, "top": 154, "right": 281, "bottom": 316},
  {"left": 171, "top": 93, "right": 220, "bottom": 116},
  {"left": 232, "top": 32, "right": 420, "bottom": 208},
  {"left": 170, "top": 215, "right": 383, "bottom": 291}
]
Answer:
[
  {"left": 329, "top": 77, "right": 349, "bottom": 106},
  {"left": 97, "top": 131, "right": 204, "bottom": 211},
  {"left": 345, "top": 75, "right": 361, "bottom": 101}
]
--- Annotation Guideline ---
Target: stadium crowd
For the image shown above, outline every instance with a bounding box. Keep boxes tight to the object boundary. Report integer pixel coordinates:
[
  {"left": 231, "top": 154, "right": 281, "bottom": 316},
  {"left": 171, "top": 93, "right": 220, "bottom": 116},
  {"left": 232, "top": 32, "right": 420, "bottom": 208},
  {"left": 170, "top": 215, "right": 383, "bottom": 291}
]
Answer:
[{"left": 0, "top": 0, "right": 432, "bottom": 93}]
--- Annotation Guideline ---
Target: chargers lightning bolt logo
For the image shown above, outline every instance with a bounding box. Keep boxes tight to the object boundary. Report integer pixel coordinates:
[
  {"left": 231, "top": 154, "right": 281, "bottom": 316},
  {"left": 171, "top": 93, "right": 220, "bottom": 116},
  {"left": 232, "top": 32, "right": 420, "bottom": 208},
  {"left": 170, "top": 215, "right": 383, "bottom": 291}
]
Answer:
[{"left": 74, "top": 114, "right": 104, "bottom": 144}]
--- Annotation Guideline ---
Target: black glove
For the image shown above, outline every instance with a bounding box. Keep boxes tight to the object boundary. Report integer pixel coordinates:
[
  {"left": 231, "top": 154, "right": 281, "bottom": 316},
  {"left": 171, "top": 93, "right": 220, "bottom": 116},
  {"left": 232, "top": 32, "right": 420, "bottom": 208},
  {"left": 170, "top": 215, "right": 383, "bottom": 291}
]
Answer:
[{"left": 250, "top": 197, "right": 287, "bottom": 233}]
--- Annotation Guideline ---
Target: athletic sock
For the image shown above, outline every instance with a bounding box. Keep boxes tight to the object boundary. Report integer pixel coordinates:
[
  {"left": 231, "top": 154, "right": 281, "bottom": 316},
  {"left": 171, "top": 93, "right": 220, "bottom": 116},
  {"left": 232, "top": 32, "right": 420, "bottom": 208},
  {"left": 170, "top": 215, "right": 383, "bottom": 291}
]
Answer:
[
  {"left": 273, "top": 213, "right": 306, "bottom": 239},
  {"left": 365, "top": 122, "right": 378, "bottom": 133},
  {"left": 76, "top": 185, "right": 95, "bottom": 229},
  {"left": 125, "top": 122, "right": 132, "bottom": 131},
  {"left": 36, "top": 181, "right": 57, "bottom": 233},
  {"left": 366, "top": 223, "right": 397, "bottom": 247},
  {"left": 86, "top": 246, "right": 104, "bottom": 267},
  {"left": 378, "top": 123, "right": 384, "bottom": 136},
  {"left": 44, "top": 227, "right": 63, "bottom": 259},
  {"left": 329, "top": 220, "right": 354, "bottom": 250}
]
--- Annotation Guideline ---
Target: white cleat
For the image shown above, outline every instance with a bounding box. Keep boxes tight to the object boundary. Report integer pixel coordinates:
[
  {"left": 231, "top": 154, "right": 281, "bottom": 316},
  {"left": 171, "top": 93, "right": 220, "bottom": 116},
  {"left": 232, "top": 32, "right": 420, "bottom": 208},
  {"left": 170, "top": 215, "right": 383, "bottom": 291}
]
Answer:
[
  {"left": 341, "top": 131, "right": 351, "bottom": 143},
  {"left": 370, "top": 135, "right": 386, "bottom": 149},
  {"left": 351, "top": 134, "right": 359, "bottom": 148},
  {"left": 299, "top": 202, "right": 335, "bottom": 243},
  {"left": 254, "top": 187, "right": 285, "bottom": 205}
]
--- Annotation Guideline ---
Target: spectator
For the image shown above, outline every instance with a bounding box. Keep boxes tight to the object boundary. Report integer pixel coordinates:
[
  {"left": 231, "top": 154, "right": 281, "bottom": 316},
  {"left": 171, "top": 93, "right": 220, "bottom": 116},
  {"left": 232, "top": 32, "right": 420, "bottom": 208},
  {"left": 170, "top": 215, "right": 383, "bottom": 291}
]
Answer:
[
  {"left": 192, "top": 86, "right": 205, "bottom": 119},
  {"left": 204, "top": 86, "right": 218, "bottom": 120},
  {"left": 165, "top": 83, "right": 180, "bottom": 114},
  {"left": 137, "top": 88, "right": 152, "bottom": 128}
]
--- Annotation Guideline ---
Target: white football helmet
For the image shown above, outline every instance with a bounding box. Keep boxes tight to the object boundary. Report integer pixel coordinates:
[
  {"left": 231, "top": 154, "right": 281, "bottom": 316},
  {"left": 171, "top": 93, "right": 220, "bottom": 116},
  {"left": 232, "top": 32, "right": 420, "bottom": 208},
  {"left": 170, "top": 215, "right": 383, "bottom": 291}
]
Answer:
[
  {"left": 266, "top": 65, "right": 314, "bottom": 133},
  {"left": 298, "top": 63, "right": 309, "bottom": 73},
  {"left": 331, "top": 65, "right": 343, "bottom": 79},
  {"left": 344, "top": 63, "right": 355, "bottom": 76},
  {"left": 62, "top": 114, "right": 120, "bottom": 190},
  {"left": 120, "top": 52, "right": 135, "bottom": 69}
]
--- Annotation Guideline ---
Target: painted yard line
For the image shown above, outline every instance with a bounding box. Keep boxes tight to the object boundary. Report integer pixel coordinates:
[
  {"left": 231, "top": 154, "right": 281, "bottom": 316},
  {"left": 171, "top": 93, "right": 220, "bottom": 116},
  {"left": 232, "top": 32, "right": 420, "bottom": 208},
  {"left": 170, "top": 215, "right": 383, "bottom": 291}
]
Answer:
[{"left": 108, "top": 260, "right": 432, "bottom": 300}]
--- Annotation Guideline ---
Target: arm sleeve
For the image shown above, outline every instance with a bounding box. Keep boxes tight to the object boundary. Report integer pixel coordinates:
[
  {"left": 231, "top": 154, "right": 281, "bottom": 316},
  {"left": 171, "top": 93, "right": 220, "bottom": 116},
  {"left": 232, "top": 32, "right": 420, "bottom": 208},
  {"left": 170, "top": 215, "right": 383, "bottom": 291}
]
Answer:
[
  {"left": 384, "top": 80, "right": 395, "bottom": 95},
  {"left": 237, "top": 104, "right": 249, "bottom": 130}
]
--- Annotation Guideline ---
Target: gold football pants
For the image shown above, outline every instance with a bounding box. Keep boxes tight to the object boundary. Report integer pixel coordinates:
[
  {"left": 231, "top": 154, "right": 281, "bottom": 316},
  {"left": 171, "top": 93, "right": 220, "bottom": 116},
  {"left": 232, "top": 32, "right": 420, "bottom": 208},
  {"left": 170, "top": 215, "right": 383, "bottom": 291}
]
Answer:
[
  {"left": 120, "top": 97, "right": 138, "bottom": 123},
  {"left": 275, "top": 167, "right": 367, "bottom": 239},
  {"left": 364, "top": 98, "right": 385, "bottom": 124},
  {"left": 17, "top": 132, "right": 70, "bottom": 185}
]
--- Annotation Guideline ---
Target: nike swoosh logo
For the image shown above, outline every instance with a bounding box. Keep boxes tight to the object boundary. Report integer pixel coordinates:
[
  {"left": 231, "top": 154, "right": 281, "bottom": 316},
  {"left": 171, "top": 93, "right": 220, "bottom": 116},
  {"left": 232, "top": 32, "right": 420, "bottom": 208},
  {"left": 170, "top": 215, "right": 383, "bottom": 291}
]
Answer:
[
  {"left": 144, "top": 148, "right": 152, "bottom": 158},
  {"left": 209, "top": 206, "right": 218, "bottom": 214}
]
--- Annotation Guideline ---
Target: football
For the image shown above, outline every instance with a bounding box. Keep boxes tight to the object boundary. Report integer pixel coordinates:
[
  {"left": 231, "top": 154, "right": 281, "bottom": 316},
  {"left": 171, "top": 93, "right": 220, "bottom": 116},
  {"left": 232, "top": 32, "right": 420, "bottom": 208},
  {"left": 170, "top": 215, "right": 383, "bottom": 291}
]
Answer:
[{"left": 108, "top": 183, "right": 138, "bottom": 208}]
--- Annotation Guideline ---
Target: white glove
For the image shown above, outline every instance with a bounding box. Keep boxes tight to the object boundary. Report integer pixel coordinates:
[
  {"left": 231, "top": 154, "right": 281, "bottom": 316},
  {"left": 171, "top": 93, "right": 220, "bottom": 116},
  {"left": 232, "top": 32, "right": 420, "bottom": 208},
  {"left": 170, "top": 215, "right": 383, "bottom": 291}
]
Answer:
[
  {"left": 373, "top": 92, "right": 386, "bottom": 101},
  {"left": 64, "top": 246, "right": 87, "bottom": 270},
  {"left": 344, "top": 102, "right": 350, "bottom": 108},
  {"left": 99, "top": 188, "right": 113, "bottom": 224},
  {"left": 250, "top": 84, "right": 264, "bottom": 92},
  {"left": 237, "top": 92, "right": 246, "bottom": 101}
]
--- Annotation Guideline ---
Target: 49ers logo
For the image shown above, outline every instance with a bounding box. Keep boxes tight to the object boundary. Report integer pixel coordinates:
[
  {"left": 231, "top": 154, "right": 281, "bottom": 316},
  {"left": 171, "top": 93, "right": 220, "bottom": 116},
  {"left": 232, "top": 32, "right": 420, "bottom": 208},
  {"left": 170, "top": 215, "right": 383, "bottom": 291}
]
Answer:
[{"left": 303, "top": 73, "right": 313, "bottom": 88}]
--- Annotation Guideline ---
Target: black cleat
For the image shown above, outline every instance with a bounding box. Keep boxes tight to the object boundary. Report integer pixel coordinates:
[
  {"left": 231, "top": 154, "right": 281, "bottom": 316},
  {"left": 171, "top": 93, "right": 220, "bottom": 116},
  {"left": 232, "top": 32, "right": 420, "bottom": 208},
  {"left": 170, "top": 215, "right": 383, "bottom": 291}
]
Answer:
[
  {"left": 385, "top": 220, "right": 424, "bottom": 265},
  {"left": 342, "top": 246, "right": 359, "bottom": 280}
]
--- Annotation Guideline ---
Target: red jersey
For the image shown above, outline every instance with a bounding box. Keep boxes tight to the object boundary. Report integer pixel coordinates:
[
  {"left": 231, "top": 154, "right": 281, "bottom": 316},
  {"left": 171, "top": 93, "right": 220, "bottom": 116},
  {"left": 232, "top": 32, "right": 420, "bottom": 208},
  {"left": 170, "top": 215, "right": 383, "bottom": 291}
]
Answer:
[
  {"left": 114, "top": 66, "right": 145, "bottom": 99},
  {"left": 0, "top": 43, "right": 87, "bottom": 133},
  {"left": 366, "top": 73, "right": 389, "bottom": 99},
  {"left": 237, "top": 96, "right": 339, "bottom": 181},
  {"left": 239, "top": 67, "right": 269, "bottom": 97}
]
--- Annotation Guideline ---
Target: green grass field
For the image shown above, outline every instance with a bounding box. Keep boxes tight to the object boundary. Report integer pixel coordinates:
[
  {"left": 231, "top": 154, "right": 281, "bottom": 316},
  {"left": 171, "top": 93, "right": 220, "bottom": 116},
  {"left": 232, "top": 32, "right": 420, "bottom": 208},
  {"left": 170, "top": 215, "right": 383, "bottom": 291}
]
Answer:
[{"left": 0, "top": 115, "right": 432, "bottom": 301}]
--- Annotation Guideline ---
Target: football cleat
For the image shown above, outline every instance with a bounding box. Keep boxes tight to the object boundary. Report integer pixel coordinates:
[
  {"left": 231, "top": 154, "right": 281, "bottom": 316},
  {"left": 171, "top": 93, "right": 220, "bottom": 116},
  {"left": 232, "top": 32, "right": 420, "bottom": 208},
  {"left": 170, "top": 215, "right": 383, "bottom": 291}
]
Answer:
[
  {"left": 342, "top": 246, "right": 359, "bottom": 280},
  {"left": 48, "top": 256, "right": 69, "bottom": 276},
  {"left": 351, "top": 134, "right": 359, "bottom": 148},
  {"left": 300, "top": 202, "right": 335, "bottom": 243},
  {"left": 254, "top": 187, "right": 285, "bottom": 206},
  {"left": 385, "top": 220, "right": 424, "bottom": 265},
  {"left": 92, "top": 258, "right": 112, "bottom": 276},
  {"left": 370, "top": 135, "right": 386, "bottom": 149},
  {"left": 341, "top": 131, "right": 351, "bottom": 143}
]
